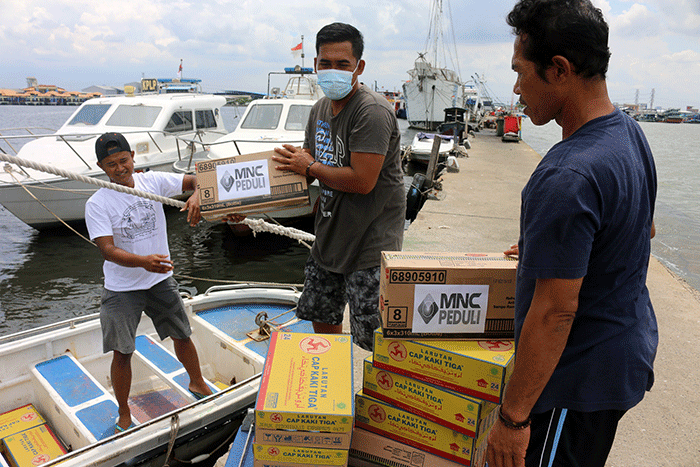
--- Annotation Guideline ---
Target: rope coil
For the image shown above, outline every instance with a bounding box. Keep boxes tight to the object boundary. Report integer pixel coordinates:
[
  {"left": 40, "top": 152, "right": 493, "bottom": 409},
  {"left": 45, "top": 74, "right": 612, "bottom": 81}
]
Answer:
[{"left": 0, "top": 152, "right": 315, "bottom": 245}]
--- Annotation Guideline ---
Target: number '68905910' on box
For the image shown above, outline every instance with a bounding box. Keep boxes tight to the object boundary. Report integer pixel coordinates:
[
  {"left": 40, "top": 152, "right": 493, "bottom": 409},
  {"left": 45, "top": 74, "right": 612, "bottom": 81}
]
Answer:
[
  {"left": 379, "top": 252, "right": 517, "bottom": 340},
  {"left": 196, "top": 151, "right": 309, "bottom": 221}
]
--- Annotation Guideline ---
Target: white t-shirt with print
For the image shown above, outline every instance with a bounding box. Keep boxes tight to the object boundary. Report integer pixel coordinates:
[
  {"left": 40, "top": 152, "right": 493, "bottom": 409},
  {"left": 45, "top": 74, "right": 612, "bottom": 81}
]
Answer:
[{"left": 85, "top": 171, "right": 184, "bottom": 292}]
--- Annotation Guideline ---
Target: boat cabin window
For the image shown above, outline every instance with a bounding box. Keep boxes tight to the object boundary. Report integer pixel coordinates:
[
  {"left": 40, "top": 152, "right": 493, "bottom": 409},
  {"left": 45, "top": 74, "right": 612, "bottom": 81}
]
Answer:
[
  {"left": 240, "top": 104, "right": 282, "bottom": 130},
  {"left": 67, "top": 104, "right": 112, "bottom": 126},
  {"left": 165, "top": 110, "right": 194, "bottom": 133},
  {"left": 285, "top": 105, "right": 312, "bottom": 131},
  {"left": 106, "top": 105, "right": 162, "bottom": 128},
  {"left": 196, "top": 109, "right": 217, "bottom": 129}
]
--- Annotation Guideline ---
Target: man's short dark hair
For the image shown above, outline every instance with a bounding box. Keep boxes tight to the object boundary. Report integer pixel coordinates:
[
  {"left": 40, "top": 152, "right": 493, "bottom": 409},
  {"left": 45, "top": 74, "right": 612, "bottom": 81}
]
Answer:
[
  {"left": 316, "top": 22, "right": 364, "bottom": 61},
  {"left": 507, "top": 0, "right": 611, "bottom": 81}
]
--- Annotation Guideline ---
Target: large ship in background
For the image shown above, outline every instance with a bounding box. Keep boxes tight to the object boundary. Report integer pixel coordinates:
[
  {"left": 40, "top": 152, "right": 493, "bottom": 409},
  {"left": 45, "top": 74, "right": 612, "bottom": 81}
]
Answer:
[{"left": 403, "top": 0, "right": 464, "bottom": 130}]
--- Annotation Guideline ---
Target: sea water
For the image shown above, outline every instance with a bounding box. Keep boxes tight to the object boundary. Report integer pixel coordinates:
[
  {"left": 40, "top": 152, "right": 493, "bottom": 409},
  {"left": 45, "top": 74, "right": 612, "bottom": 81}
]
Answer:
[
  {"left": 0, "top": 106, "right": 698, "bottom": 335},
  {"left": 521, "top": 117, "right": 700, "bottom": 295}
]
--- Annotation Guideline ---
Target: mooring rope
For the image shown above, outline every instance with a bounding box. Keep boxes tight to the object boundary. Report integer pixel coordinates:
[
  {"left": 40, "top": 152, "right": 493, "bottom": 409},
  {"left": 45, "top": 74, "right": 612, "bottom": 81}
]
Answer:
[{"left": 0, "top": 152, "right": 316, "bottom": 245}]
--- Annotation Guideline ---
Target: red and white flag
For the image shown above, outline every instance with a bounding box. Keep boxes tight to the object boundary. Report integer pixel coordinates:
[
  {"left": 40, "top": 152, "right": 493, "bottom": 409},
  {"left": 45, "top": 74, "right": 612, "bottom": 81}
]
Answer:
[
  {"left": 291, "top": 42, "right": 302, "bottom": 58},
  {"left": 177, "top": 60, "right": 183, "bottom": 79}
]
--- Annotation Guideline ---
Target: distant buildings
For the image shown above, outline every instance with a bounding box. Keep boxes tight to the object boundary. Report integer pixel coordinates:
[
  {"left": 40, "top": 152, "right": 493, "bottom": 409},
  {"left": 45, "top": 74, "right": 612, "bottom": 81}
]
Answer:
[{"left": 0, "top": 78, "right": 101, "bottom": 105}]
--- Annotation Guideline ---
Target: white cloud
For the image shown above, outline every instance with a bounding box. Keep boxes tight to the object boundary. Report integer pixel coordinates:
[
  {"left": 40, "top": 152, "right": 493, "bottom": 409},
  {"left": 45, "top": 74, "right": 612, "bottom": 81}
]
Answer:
[
  {"left": 1, "top": 0, "right": 699, "bottom": 107},
  {"left": 610, "top": 3, "right": 660, "bottom": 38}
]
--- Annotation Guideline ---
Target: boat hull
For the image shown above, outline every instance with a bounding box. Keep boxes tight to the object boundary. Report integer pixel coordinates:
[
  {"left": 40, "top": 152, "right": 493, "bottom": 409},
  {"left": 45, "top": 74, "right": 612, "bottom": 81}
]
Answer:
[
  {"left": 0, "top": 283, "right": 312, "bottom": 467},
  {"left": 403, "top": 77, "right": 463, "bottom": 131},
  {"left": 0, "top": 93, "right": 228, "bottom": 230},
  {"left": 0, "top": 161, "right": 176, "bottom": 229}
]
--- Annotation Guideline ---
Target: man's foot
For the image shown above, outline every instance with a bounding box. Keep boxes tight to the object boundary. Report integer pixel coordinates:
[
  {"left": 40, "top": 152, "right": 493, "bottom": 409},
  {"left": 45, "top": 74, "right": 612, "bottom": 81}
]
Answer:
[
  {"left": 189, "top": 384, "right": 213, "bottom": 400},
  {"left": 114, "top": 419, "right": 135, "bottom": 434}
]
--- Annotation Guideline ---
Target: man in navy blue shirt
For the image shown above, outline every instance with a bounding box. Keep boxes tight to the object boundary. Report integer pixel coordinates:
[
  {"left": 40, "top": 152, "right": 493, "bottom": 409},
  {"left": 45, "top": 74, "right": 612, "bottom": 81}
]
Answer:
[{"left": 487, "top": 1, "right": 658, "bottom": 466}]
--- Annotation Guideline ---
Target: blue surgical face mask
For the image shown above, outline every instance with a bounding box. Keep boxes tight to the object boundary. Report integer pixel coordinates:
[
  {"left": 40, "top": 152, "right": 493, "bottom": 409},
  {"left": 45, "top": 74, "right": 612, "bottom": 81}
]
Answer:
[{"left": 317, "top": 63, "right": 359, "bottom": 100}]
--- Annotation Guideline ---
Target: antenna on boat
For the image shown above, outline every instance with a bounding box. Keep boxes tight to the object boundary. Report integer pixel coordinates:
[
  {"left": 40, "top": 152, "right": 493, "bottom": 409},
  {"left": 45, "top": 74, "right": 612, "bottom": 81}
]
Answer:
[{"left": 301, "top": 35, "right": 305, "bottom": 72}]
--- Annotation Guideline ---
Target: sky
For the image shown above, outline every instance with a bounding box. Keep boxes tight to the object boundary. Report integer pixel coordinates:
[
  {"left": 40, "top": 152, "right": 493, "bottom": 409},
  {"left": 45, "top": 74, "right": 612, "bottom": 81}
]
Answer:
[{"left": 2, "top": 0, "right": 699, "bottom": 110}]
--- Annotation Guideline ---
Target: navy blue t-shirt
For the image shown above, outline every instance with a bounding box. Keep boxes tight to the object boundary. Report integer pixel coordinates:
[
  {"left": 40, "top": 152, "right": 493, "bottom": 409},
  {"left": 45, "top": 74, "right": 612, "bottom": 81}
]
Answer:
[{"left": 516, "top": 108, "right": 658, "bottom": 413}]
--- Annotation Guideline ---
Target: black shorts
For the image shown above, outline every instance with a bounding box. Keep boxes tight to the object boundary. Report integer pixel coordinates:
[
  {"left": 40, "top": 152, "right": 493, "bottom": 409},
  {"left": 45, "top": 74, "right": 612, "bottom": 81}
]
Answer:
[
  {"left": 296, "top": 256, "right": 381, "bottom": 351},
  {"left": 526, "top": 408, "right": 626, "bottom": 467}
]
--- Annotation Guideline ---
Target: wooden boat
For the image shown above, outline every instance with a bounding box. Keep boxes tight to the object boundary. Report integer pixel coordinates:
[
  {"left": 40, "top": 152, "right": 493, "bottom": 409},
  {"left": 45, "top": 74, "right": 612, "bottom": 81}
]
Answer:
[
  {"left": 403, "top": 0, "right": 465, "bottom": 130},
  {"left": 0, "top": 283, "right": 312, "bottom": 467}
]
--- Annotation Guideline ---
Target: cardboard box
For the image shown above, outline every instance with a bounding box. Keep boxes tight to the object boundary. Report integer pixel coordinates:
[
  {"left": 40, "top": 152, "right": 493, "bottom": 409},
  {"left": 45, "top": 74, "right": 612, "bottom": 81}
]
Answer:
[
  {"left": 255, "top": 428, "right": 351, "bottom": 449},
  {"left": 2, "top": 424, "right": 66, "bottom": 467},
  {"left": 379, "top": 252, "right": 517, "bottom": 339},
  {"left": 255, "top": 332, "right": 354, "bottom": 436},
  {"left": 355, "top": 391, "right": 475, "bottom": 466},
  {"left": 0, "top": 405, "right": 45, "bottom": 443},
  {"left": 253, "top": 443, "right": 348, "bottom": 466},
  {"left": 362, "top": 357, "right": 496, "bottom": 438},
  {"left": 349, "top": 427, "right": 465, "bottom": 467},
  {"left": 471, "top": 406, "right": 499, "bottom": 467},
  {"left": 196, "top": 150, "right": 310, "bottom": 221},
  {"left": 373, "top": 330, "right": 515, "bottom": 404}
]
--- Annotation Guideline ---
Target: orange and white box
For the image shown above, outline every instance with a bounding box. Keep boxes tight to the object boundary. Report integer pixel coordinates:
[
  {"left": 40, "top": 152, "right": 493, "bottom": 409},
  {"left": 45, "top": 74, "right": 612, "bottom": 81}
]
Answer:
[
  {"left": 255, "top": 332, "right": 354, "bottom": 437},
  {"left": 355, "top": 391, "right": 476, "bottom": 465},
  {"left": 253, "top": 443, "right": 349, "bottom": 467},
  {"left": 362, "top": 357, "right": 496, "bottom": 438},
  {"left": 373, "top": 330, "right": 514, "bottom": 403},
  {"left": 349, "top": 427, "right": 465, "bottom": 467},
  {"left": 2, "top": 424, "right": 66, "bottom": 467},
  {"left": 0, "top": 405, "right": 46, "bottom": 443}
]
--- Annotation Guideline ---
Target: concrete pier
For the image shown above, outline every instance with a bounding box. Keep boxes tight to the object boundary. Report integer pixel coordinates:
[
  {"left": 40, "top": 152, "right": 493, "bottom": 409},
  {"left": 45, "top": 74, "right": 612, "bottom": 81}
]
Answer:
[
  {"left": 217, "top": 129, "right": 700, "bottom": 466},
  {"left": 355, "top": 128, "right": 700, "bottom": 466}
]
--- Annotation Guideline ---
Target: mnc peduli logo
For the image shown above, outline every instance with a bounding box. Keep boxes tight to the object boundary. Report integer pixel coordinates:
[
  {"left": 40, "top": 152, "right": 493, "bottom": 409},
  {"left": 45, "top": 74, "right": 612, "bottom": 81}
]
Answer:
[
  {"left": 216, "top": 159, "right": 271, "bottom": 200},
  {"left": 412, "top": 284, "right": 490, "bottom": 333}
]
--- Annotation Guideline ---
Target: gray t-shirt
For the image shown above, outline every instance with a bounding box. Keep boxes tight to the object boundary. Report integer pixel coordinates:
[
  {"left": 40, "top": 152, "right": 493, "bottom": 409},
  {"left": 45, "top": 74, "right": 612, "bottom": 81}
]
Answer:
[{"left": 304, "top": 85, "right": 405, "bottom": 274}]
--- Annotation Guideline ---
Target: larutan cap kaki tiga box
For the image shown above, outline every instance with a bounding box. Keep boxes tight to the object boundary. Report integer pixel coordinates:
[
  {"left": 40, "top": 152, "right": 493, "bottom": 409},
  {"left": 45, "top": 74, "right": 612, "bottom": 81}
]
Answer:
[
  {"left": 196, "top": 150, "right": 309, "bottom": 221},
  {"left": 2, "top": 424, "right": 66, "bottom": 467},
  {"left": 349, "top": 427, "right": 466, "bottom": 467},
  {"left": 255, "top": 428, "right": 351, "bottom": 449},
  {"left": 372, "top": 330, "right": 515, "bottom": 404},
  {"left": 253, "top": 443, "right": 349, "bottom": 467},
  {"left": 355, "top": 391, "right": 476, "bottom": 466},
  {"left": 471, "top": 405, "right": 500, "bottom": 467},
  {"left": 379, "top": 252, "right": 517, "bottom": 339},
  {"left": 362, "top": 357, "right": 496, "bottom": 438},
  {"left": 255, "top": 332, "right": 354, "bottom": 436},
  {"left": 0, "top": 405, "right": 45, "bottom": 444}
]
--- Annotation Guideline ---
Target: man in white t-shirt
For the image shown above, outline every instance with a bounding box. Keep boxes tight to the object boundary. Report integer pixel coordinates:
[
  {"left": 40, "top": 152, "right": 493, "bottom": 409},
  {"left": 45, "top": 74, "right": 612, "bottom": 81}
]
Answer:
[{"left": 85, "top": 132, "right": 212, "bottom": 433}]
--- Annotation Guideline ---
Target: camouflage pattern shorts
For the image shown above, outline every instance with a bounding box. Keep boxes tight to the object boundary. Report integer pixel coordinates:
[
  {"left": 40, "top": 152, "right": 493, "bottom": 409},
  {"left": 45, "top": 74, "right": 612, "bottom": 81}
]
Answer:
[{"left": 296, "top": 256, "right": 380, "bottom": 351}]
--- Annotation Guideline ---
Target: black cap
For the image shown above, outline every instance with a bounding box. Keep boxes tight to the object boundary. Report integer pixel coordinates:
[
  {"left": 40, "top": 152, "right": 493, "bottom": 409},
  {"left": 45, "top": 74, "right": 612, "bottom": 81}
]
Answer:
[{"left": 95, "top": 132, "right": 131, "bottom": 162}]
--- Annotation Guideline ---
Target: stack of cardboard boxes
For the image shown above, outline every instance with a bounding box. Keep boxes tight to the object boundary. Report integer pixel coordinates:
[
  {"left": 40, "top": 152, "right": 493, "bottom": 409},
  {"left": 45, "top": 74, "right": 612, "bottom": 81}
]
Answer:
[
  {"left": 0, "top": 404, "right": 66, "bottom": 467},
  {"left": 351, "top": 252, "right": 518, "bottom": 467},
  {"left": 253, "top": 332, "right": 355, "bottom": 467}
]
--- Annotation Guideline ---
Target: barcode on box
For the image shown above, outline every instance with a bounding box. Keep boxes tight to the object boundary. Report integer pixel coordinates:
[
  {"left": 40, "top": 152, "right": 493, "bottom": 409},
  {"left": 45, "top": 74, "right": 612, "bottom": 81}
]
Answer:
[{"left": 272, "top": 182, "right": 303, "bottom": 196}]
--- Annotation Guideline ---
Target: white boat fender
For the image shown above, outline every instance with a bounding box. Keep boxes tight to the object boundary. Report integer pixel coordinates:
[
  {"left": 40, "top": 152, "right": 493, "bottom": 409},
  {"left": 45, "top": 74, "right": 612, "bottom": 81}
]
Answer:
[{"left": 446, "top": 155, "right": 460, "bottom": 173}]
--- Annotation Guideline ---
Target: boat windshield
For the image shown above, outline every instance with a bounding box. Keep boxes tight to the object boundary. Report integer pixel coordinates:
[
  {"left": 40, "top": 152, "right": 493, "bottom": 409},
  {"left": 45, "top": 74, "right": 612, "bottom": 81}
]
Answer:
[
  {"left": 66, "top": 104, "right": 112, "bottom": 126},
  {"left": 285, "top": 105, "right": 312, "bottom": 131},
  {"left": 240, "top": 104, "right": 282, "bottom": 130},
  {"left": 106, "top": 105, "right": 162, "bottom": 128}
]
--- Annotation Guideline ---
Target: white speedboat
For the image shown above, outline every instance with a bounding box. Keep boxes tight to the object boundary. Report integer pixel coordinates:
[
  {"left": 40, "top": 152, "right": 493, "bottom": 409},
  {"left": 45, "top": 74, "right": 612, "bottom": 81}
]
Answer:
[
  {"left": 0, "top": 93, "right": 228, "bottom": 230},
  {"left": 175, "top": 70, "right": 322, "bottom": 221},
  {"left": 404, "top": 132, "right": 456, "bottom": 164},
  {"left": 0, "top": 283, "right": 312, "bottom": 467}
]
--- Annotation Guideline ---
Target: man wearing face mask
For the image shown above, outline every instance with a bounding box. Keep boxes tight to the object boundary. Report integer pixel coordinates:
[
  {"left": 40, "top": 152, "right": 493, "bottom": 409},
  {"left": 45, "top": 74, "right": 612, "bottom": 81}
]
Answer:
[{"left": 273, "top": 22, "right": 405, "bottom": 351}]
